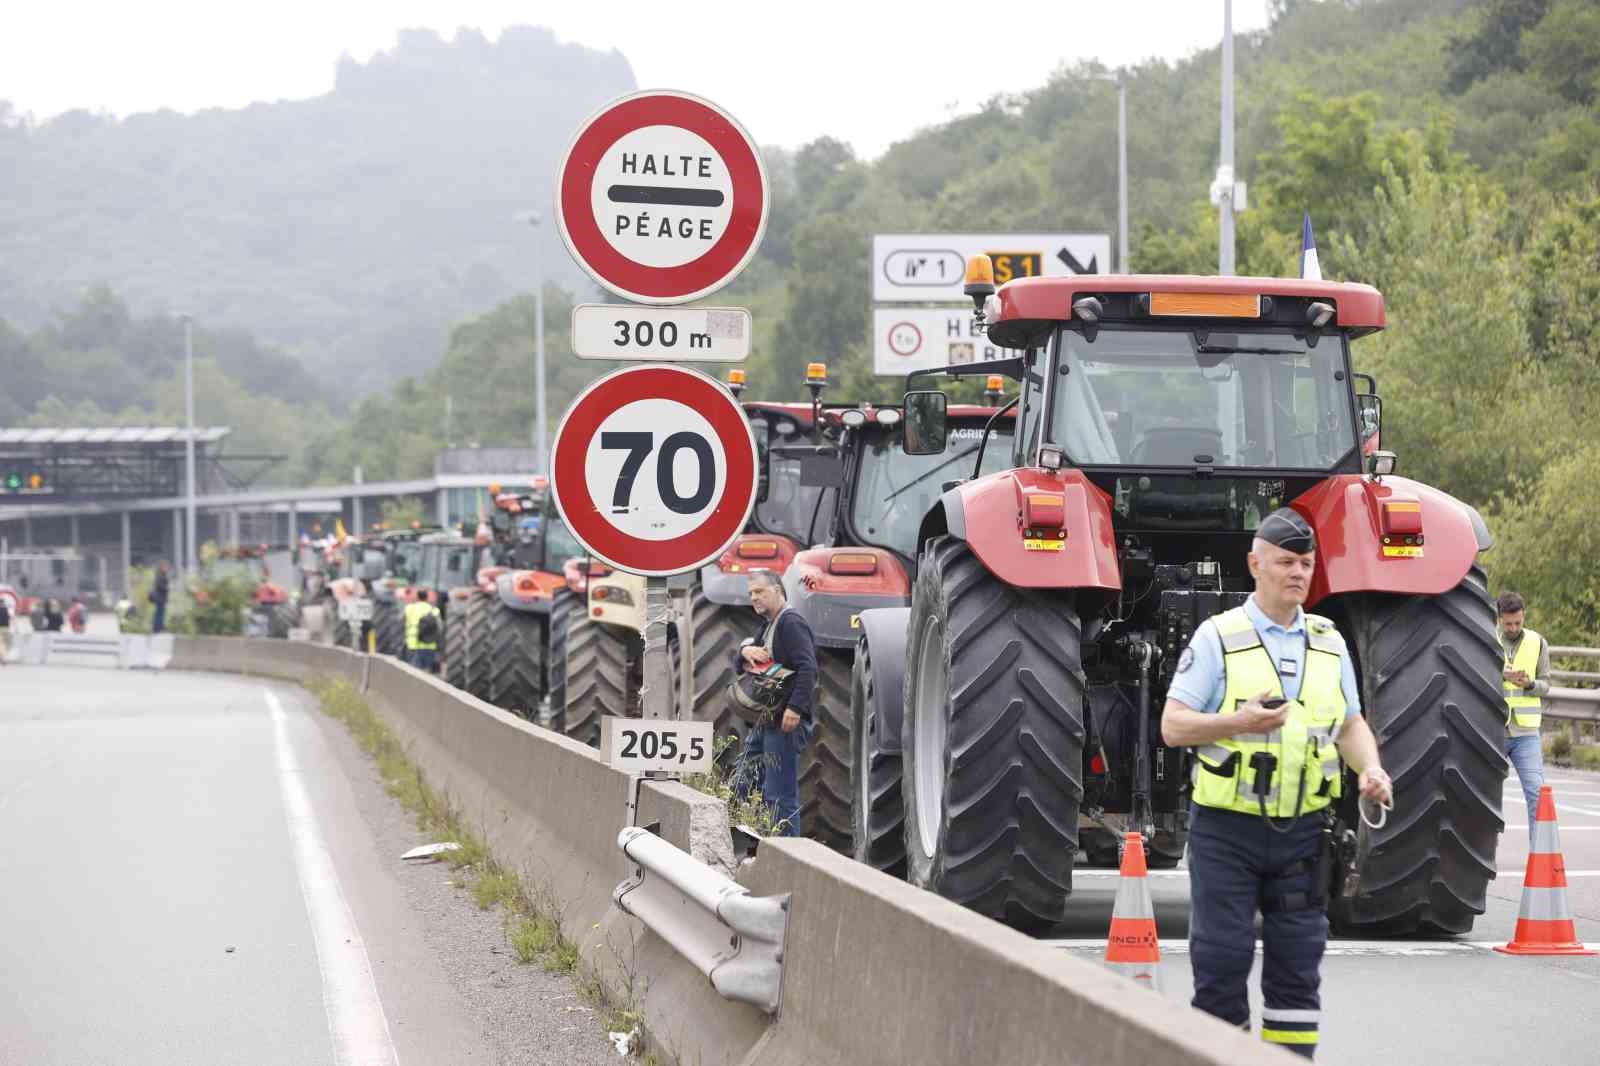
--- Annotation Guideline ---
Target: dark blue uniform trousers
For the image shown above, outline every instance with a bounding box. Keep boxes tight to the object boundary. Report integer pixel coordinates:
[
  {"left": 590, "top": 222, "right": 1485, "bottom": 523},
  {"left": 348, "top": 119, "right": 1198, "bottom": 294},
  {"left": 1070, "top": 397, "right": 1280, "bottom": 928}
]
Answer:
[{"left": 1188, "top": 805, "right": 1326, "bottom": 1059}]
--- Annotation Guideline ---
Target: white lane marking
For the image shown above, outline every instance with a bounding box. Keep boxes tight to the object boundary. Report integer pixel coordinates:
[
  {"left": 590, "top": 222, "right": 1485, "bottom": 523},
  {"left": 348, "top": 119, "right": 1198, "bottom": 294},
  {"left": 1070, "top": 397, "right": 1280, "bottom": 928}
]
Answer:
[
  {"left": 267, "top": 690, "right": 400, "bottom": 1066},
  {"left": 1504, "top": 825, "right": 1600, "bottom": 831},
  {"left": 1506, "top": 801, "right": 1600, "bottom": 819},
  {"left": 1046, "top": 939, "right": 1484, "bottom": 957}
]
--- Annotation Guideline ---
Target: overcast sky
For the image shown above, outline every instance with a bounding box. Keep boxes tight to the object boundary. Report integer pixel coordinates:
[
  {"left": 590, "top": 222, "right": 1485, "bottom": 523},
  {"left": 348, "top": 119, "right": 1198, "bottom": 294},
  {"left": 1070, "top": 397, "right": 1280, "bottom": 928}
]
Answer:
[{"left": 3, "top": 1, "right": 1273, "bottom": 158}]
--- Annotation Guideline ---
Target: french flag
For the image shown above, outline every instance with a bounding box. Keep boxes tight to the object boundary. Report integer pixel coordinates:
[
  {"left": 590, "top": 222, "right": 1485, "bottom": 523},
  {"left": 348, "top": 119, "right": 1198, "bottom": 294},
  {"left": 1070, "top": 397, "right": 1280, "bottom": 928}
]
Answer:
[{"left": 1300, "top": 212, "right": 1322, "bottom": 281}]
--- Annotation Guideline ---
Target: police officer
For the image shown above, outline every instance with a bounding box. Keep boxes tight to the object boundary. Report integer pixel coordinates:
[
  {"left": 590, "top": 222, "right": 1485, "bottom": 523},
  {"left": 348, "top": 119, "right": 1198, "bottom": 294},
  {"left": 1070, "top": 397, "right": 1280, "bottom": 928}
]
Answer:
[
  {"left": 1161, "top": 508, "right": 1392, "bottom": 1060},
  {"left": 403, "top": 590, "right": 442, "bottom": 673}
]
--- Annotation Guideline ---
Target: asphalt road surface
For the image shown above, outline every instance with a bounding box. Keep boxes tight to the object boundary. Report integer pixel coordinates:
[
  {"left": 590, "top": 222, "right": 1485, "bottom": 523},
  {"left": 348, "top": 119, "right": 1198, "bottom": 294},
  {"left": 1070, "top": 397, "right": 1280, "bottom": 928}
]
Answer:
[
  {"left": 1051, "top": 771, "right": 1600, "bottom": 1066},
  {"left": 0, "top": 666, "right": 619, "bottom": 1066}
]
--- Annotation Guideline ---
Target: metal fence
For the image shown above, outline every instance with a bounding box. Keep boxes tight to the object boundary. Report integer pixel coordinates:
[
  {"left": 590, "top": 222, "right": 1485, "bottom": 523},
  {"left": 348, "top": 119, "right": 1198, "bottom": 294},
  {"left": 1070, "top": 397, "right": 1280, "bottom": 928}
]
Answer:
[{"left": 1545, "top": 646, "right": 1600, "bottom": 739}]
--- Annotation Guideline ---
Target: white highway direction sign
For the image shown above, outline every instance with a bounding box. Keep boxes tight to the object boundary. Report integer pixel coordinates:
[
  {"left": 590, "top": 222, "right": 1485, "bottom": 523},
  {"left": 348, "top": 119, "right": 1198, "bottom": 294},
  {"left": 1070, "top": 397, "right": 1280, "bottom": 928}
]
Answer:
[
  {"left": 571, "top": 304, "right": 751, "bottom": 362},
  {"left": 872, "top": 233, "right": 1112, "bottom": 303},
  {"left": 873, "top": 307, "right": 1026, "bottom": 376}
]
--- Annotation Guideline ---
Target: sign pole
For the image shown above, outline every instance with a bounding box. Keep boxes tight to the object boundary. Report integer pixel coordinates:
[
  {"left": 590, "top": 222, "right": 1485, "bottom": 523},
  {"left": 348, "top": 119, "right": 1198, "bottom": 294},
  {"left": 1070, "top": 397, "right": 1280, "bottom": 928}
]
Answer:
[{"left": 642, "top": 577, "right": 673, "bottom": 720}]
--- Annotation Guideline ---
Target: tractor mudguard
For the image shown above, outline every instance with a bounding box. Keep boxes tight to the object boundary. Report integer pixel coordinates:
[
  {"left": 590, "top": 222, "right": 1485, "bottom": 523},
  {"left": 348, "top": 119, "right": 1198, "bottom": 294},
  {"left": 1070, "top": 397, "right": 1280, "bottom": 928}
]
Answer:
[
  {"left": 476, "top": 566, "right": 508, "bottom": 594},
  {"left": 255, "top": 582, "right": 291, "bottom": 606},
  {"left": 494, "top": 570, "right": 563, "bottom": 614},
  {"left": 1293, "top": 474, "right": 1482, "bottom": 602},
  {"left": 855, "top": 607, "right": 910, "bottom": 755},
  {"left": 916, "top": 468, "right": 1121, "bottom": 592},
  {"left": 783, "top": 547, "right": 912, "bottom": 650},
  {"left": 329, "top": 577, "right": 363, "bottom": 602},
  {"left": 697, "top": 534, "right": 802, "bottom": 607}
]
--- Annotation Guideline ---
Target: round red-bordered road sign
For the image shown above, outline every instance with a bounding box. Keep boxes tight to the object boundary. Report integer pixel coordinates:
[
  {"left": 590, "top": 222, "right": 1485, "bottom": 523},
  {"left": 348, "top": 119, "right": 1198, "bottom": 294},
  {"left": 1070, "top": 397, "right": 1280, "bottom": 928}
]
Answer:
[
  {"left": 555, "top": 89, "right": 769, "bottom": 305},
  {"left": 551, "top": 364, "right": 758, "bottom": 576}
]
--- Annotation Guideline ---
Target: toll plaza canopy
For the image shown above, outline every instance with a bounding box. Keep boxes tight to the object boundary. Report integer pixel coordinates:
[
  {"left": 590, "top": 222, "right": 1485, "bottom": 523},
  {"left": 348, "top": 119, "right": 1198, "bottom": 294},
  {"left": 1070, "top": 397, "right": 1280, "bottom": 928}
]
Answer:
[{"left": 0, "top": 427, "right": 232, "bottom": 503}]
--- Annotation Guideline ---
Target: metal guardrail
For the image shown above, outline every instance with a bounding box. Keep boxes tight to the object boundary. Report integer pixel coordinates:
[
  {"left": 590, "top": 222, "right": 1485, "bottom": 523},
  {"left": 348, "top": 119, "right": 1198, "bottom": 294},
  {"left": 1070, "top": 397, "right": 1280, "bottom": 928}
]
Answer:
[
  {"left": 1545, "top": 646, "right": 1600, "bottom": 727},
  {"left": 12, "top": 632, "right": 174, "bottom": 669},
  {"left": 613, "top": 826, "right": 790, "bottom": 1014}
]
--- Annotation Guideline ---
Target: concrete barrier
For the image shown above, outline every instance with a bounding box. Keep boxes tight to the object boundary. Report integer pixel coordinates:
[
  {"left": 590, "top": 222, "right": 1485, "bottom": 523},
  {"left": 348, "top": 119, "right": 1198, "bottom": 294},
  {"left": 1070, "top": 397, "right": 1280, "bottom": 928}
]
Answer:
[{"left": 172, "top": 638, "right": 1294, "bottom": 1066}]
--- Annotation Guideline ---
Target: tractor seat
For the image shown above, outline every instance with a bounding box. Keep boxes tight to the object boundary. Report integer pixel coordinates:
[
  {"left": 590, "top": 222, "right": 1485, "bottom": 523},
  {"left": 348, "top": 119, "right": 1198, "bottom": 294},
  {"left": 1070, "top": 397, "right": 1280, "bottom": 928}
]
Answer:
[{"left": 1130, "top": 427, "right": 1225, "bottom": 467}]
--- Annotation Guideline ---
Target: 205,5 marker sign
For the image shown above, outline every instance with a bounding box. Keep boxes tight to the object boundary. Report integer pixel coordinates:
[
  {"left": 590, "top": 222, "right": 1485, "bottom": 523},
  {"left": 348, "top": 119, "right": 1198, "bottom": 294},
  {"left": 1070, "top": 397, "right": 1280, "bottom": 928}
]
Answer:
[{"left": 601, "top": 718, "right": 715, "bottom": 775}]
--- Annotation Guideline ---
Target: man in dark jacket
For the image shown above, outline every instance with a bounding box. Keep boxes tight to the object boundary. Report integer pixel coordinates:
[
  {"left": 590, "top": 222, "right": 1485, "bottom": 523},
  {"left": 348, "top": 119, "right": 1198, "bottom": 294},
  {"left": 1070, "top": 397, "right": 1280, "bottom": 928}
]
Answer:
[
  {"left": 733, "top": 568, "right": 816, "bottom": 836},
  {"left": 151, "top": 562, "right": 171, "bottom": 634}
]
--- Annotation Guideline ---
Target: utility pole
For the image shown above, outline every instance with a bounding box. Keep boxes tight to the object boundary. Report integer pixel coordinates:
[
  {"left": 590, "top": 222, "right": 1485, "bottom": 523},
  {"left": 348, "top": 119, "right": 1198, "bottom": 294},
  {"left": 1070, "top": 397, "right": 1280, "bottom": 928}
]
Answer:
[
  {"left": 1093, "top": 71, "right": 1131, "bottom": 273},
  {"left": 1213, "top": 0, "right": 1242, "bottom": 275},
  {"left": 518, "top": 211, "right": 549, "bottom": 475},
  {"left": 1116, "top": 73, "right": 1129, "bottom": 273},
  {"left": 181, "top": 313, "right": 198, "bottom": 576}
]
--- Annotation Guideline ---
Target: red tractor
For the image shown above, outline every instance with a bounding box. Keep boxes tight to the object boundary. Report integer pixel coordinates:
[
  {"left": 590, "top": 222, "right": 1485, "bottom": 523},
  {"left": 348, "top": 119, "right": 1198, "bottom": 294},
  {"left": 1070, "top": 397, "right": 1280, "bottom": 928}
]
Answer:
[
  {"left": 197, "top": 545, "right": 300, "bottom": 637},
  {"left": 775, "top": 386, "right": 1016, "bottom": 853},
  {"left": 672, "top": 368, "right": 845, "bottom": 757},
  {"left": 856, "top": 268, "right": 1504, "bottom": 936},
  {"left": 442, "top": 482, "right": 597, "bottom": 729}
]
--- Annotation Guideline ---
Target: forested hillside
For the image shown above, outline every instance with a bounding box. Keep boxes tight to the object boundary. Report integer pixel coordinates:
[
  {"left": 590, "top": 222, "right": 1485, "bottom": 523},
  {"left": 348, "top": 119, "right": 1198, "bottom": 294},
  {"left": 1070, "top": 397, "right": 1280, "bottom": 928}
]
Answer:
[
  {"left": 6, "top": 0, "right": 1599, "bottom": 636},
  {"left": 0, "top": 26, "right": 633, "bottom": 394}
]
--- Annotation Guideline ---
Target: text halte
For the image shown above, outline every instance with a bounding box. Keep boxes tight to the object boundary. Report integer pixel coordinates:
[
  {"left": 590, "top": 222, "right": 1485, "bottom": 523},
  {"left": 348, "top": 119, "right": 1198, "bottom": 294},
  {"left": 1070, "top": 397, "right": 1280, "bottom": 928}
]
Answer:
[{"left": 620, "top": 154, "right": 715, "bottom": 178}]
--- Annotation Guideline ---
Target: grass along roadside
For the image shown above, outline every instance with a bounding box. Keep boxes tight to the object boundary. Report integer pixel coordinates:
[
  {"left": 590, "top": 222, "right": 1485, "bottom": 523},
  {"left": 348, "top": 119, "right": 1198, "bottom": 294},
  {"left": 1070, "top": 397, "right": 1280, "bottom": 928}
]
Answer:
[
  {"left": 682, "top": 735, "right": 787, "bottom": 838},
  {"left": 304, "top": 676, "right": 653, "bottom": 1053},
  {"left": 1544, "top": 728, "right": 1600, "bottom": 772}
]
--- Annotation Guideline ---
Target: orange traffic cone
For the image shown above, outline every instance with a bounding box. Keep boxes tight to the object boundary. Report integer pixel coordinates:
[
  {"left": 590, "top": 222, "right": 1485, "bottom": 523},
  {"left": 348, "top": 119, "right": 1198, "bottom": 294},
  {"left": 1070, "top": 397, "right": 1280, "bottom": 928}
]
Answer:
[
  {"left": 1496, "top": 786, "right": 1596, "bottom": 956},
  {"left": 1104, "top": 832, "right": 1163, "bottom": 989}
]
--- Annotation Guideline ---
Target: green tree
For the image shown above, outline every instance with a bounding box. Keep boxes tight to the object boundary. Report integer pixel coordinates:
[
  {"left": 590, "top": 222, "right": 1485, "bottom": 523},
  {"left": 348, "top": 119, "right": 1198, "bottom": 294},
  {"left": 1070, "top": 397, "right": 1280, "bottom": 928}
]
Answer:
[
  {"left": 1520, "top": 0, "right": 1600, "bottom": 104},
  {"left": 1334, "top": 158, "right": 1560, "bottom": 504},
  {"left": 1447, "top": 0, "right": 1550, "bottom": 92}
]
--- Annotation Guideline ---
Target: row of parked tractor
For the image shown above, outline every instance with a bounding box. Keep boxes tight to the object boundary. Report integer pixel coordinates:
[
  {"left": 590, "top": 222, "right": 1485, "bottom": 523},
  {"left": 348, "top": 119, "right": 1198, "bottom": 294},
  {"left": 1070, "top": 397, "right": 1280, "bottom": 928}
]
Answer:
[
  {"left": 290, "top": 269, "right": 1511, "bottom": 941},
  {"left": 294, "top": 364, "right": 1014, "bottom": 859}
]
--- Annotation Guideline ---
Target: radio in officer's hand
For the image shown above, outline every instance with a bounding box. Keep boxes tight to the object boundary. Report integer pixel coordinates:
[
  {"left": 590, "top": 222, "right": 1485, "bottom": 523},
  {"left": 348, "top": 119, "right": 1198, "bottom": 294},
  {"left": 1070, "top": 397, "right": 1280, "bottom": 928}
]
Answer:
[{"left": 1260, "top": 697, "right": 1288, "bottom": 709}]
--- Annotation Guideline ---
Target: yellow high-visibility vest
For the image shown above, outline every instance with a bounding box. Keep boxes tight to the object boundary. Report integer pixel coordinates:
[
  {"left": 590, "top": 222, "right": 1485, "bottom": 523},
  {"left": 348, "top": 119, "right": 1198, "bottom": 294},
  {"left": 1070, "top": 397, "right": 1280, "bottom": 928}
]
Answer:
[
  {"left": 404, "top": 599, "right": 439, "bottom": 651},
  {"left": 1192, "top": 606, "right": 1347, "bottom": 818},
  {"left": 1504, "top": 629, "right": 1543, "bottom": 730}
]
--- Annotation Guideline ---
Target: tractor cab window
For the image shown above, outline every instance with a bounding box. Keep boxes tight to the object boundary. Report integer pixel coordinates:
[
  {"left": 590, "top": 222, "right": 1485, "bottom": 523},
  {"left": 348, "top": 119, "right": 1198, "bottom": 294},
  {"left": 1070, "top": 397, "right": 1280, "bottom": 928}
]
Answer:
[
  {"left": 392, "top": 542, "right": 422, "bottom": 583},
  {"left": 751, "top": 413, "right": 831, "bottom": 544},
  {"left": 443, "top": 547, "right": 470, "bottom": 581},
  {"left": 417, "top": 546, "right": 442, "bottom": 588},
  {"left": 1048, "top": 327, "right": 1357, "bottom": 471},
  {"left": 544, "top": 518, "right": 586, "bottom": 567},
  {"left": 850, "top": 422, "right": 1014, "bottom": 559}
]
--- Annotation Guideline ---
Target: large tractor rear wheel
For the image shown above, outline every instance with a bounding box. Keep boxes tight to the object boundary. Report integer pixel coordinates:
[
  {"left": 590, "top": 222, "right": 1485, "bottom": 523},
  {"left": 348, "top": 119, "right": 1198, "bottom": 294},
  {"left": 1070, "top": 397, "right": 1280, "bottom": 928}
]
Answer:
[
  {"left": 902, "top": 536, "right": 1086, "bottom": 932},
  {"left": 798, "top": 650, "right": 853, "bottom": 852},
  {"left": 688, "top": 590, "right": 760, "bottom": 744},
  {"left": 373, "top": 601, "right": 404, "bottom": 658},
  {"left": 1328, "top": 562, "right": 1508, "bottom": 935},
  {"left": 267, "top": 603, "right": 299, "bottom": 639},
  {"left": 487, "top": 600, "right": 545, "bottom": 722},
  {"left": 851, "top": 621, "right": 908, "bottom": 877},
  {"left": 443, "top": 607, "right": 468, "bottom": 690},
  {"left": 559, "top": 610, "right": 632, "bottom": 747},
  {"left": 465, "top": 595, "right": 491, "bottom": 701}
]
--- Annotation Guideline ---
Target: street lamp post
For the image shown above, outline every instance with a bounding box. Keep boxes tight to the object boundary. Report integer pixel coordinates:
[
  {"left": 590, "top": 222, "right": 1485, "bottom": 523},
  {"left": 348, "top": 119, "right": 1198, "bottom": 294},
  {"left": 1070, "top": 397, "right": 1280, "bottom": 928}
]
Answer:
[
  {"left": 1216, "top": 0, "right": 1238, "bottom": 275},
  {"left": 180, "top": 313, "right": 197, "bottom": 577},
  {"left": 517, "top": 211, "right": 548, "bottom": 475},
  {"left": 1092, "top": 71, "right": 1130, "bottom": 273}
]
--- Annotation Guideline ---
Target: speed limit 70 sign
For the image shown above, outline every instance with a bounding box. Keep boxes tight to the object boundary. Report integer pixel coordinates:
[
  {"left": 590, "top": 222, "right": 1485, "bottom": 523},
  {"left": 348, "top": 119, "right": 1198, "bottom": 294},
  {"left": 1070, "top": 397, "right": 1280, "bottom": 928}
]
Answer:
[{"left": 550, "top": 364, "right": 757, "bottom": 576}]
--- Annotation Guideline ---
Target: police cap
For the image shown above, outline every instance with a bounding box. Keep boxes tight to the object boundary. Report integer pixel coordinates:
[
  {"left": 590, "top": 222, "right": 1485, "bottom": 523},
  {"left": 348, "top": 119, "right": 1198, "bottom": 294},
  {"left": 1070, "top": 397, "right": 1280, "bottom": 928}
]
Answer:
[{"left": 1256, "top": 507, "right": 1316, "bottom": 554}]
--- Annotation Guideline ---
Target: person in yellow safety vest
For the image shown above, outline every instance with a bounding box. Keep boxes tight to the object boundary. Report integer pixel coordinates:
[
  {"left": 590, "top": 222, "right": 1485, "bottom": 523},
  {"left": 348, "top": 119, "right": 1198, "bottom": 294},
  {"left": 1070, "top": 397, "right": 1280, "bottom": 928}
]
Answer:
[
  {"left": 1497, "top": 590, "right": 1550, "bottom": 840},
  {"left": 403, "top": 590, "right": 442, "bottom": 674},
  {"left": 1161, "top": 508, "right": 1393, "bottom": 1061}
]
